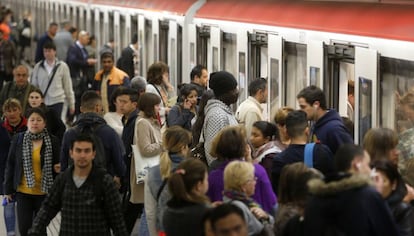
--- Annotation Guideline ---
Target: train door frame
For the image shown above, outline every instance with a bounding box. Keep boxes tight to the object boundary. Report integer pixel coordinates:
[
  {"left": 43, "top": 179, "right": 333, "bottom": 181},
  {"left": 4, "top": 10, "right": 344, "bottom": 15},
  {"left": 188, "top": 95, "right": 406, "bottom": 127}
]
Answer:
[
  {"left": 94, "top": 8, "right": 101, "bottom": 69},
  {"left": 184, "top": 23, "right": 197, "bottom": 83},
  {"left": 124, "top": 13, "right": 132, "bottom": 54},
  {"left": 197, "top": 25, "right": 209, "bottom": 70},
  {"left": 138, "top": 14, "right": 146, "bottom": 76},
  {"left": 209, "top": 26, "right": 222, "bottom": 73},
  {"left": 152, "top": 16, "right": 160, "bottom": 63},
  {"left": 354, "top": 47, "right": 378, "bottom": 144},
  {"left": 248, "top": 32, "right": 267, "bottom": 90},
  {"left": 168, "top": 21, "right": 178, "bottom": 88},
  {"left": 268, "top": 34, "right": 283, "bottom": 121},
  {"left": 307, "top": 40, "right": 324, "bottom": 88},
  {"left": 237, "top": 30, "right": 248, "bottom": 105},
  {"left": 113, "top": 11, "right": 121, "bottom": 60}
]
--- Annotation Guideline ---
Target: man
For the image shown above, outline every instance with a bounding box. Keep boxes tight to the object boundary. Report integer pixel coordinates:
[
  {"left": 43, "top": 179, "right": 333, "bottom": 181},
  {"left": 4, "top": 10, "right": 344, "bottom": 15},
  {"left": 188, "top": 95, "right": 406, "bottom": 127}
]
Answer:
[
  {"left": 236, "top": 78, "right": 267, "bottom": 136},
  {"left": 271, "top": 110, "right": 334, "bottom": 192},
  {"left": 115, "top": 87, "right": 141, "bottom": 233},
  {"left": 347, "top": 80, "right": 355, "bottom": 122},
  {"left": 30, "top": 41, "right": 75, "bottom": 117},
  {"left": 99, "top": 38, "right": 115, "bottom": 55},
  {"left": 93, "top": 51, "right": 130, "bottom": 114},
  {"left": 66, "top": 30, "right": 97, "bottom": 118},
  {"left": 297, "top": 85, "right": 353, "bottom": 154},
  {"left": 304, "top": 144, "right": 399, "bottom": 235},
  {"left": 190, "top": 64, "right": 208, "bottom": 101},
  {"left": 0, "top": 28, "right": 16, "bottom": 91},
  {"left": 117, "top": 34, "right": 139, "bottom": 79},
  {"left": 130, "top": 76, "right": 147, "bottom": 95},
  {"left": 0, "top": 65, "right": 37, "bottom": 116},
  {"left": 203, "top": 71, "right": 239, "bottom": 165},
  {"left": 209, "top": 203, "right": 249, "bottom": 236},
  {"left": 54, "top": 20, "right": 73, "bottom": 62},
  {"left": 35, "top": 22, "right": 58, "bottom": 63},
  {"left": 60, "top": 91, "right": 126, "bottom": 188},
  {"left": 28, "top": 134, "right": 128, "bottom": 235}
]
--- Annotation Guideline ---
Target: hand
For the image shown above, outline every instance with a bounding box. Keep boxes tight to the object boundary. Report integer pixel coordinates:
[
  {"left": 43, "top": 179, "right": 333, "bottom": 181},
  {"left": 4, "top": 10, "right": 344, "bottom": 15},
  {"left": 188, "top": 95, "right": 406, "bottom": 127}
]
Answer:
[
  {"left": 69, "top": 108, "right": 75, "bottom": 115},
  {"left": 245, "top": 144, "right": 252, "bottom": 162},
  {"left": 183, "top": 99, "right": 192, "bottom": 110},
  {"left": 5, "top": 195, "right": 13, "bottom": 203},
  {"left": 53, "top": 163, "right": 61, "bottom": 173},
  {"left": 250, "top": 207, "right": 269, "bottom": 220},
  {"left": 165, "top": 107, "right": 171, "bottom": 115},
  {"left": 87, "top": 58, "right": 97, "bottom": 65},
  {"left": 113, "top": 176, "right": 121, "bottom": 189},
  {"left": 211, "top": 201, "right": 222, "bottom": 208},
  {"left": 404, "top": 184, "right": 414, "bottom": 203}
]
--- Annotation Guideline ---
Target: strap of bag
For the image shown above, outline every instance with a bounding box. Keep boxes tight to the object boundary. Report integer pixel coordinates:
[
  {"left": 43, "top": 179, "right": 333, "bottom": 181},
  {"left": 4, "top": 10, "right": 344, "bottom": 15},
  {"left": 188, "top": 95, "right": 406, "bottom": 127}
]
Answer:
[
  {"left": 151, "top": 83, "right": 167, "bottom": 107},
  {"left": 43, "top": 63, "right": 61, "bottom": 96},
  {"left": 156, "top": 179, "right": 168, "bottom": 201},
  {"left": 304, "top": 143, "right": 315, "bottom": 168}
]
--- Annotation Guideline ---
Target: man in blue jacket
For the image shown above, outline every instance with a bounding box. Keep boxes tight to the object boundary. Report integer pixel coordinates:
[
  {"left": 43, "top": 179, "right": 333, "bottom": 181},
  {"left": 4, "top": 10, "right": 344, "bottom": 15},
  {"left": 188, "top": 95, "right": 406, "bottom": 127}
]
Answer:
[{"left": 297, "top": 85, "right": 353, "bottom": 154}]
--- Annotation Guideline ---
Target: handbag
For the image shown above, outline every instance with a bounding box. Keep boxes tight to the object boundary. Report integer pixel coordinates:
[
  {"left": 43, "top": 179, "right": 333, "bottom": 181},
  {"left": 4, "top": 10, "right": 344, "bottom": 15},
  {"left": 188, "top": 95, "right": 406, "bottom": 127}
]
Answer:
[
  {"left": 190, "top": 129, "right": 208, "bottom": 166},
  {"left": 132, "top": 118, "right": 161, "bottom": 184}
]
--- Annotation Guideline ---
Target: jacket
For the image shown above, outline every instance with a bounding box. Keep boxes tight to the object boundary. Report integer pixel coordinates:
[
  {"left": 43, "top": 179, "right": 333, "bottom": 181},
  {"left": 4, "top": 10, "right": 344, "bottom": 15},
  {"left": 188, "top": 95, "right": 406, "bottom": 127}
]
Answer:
[
  {"left": 166, "top": 104, "right": 196, "bottom": 131},
  {"left": 236, "top": 96, "right": 264, "bottom": 136},
  {"left": 304, "top": 174, "right": 399, "bottom": 236},
  {"left": 203, "top": 99, "right": 238, "bottom": 165},
  {"left": 35, "top": 33, "right": 53, "bottom": 63},
  {"left": 60, "top": 112, "right": 126, "bottom": 177},
  {"left": 207, "top": 160, "right": 277, "bottom": 214},
  {"left": 117, "top": 45, "right": 135, "bottom": 79},
  {"left": 66, "top": 42, "right": 89, "bottom": 80},
  {"left": 0, "top": 81, "right": 38, "bottom": 116},
  {"left": 129, "top": 113, "right": 162, "bottom": 204},
  {"left": 311, "top": 110, "right": 353, "bottom": 154},
  {"left": 93, "top": 66, "right": 130, "bottom": 104},
  {"left": 54, "top": 30, "right": 73, "bottom": 62},
  {"left": 146, "top": 83, "right": 176, "bottom": 127},
  {"left": 4, "top": 132, "right": 60, "bottom": 195},
  {"left": 31, "top": 60, "right": 75, "bottom": 109},
  {"left": 0, "top": 39, "right": 16, "bottom": 75},
  {"left": 28, "top": 165, "right": 128, "bottom": 236},
  {"left": 386, "top": 185, "right": 414, "bottom": 236}
]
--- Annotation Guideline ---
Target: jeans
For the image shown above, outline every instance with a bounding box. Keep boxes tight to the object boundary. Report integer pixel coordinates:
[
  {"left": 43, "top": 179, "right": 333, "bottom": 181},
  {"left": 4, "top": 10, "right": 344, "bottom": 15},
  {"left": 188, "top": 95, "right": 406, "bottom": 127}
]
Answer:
[
  {"left": 138, "top": 210, "right": 150, "bottom": 236},
  {"left": 4, "top": 200, "right": 16, "bottom": 236}
]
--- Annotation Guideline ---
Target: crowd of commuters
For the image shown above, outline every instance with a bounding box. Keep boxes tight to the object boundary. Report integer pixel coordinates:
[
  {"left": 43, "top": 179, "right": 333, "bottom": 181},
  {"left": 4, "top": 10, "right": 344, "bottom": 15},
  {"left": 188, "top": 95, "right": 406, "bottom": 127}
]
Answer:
[{"left": 1, "top": 6, "right": 414, "bottom": 236}]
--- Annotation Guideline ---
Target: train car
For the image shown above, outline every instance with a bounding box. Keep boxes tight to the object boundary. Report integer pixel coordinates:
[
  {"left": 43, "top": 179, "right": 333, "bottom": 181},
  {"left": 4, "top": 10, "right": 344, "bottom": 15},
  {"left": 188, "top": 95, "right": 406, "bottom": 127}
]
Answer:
[{"left": 4, "top": 0, "right": 414, "bottom": 143}]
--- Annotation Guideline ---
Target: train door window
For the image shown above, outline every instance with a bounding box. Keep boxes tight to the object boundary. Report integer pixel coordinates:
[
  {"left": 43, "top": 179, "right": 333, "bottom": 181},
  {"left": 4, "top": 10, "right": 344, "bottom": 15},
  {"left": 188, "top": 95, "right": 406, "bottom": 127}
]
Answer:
[
  {"left": 177, "top": 25, "right": 182, "bottom": 83},
  {"left": 239, "top": 52, "right": 247, "bottom": 102},
  {"left": 159, "top": 20, "right": 169, "bottom": 64},
  {"left": 197, "top": 26, "right": 209, "bottom": 68},
  {"left": 145, "top": 19, "right": 152, "bottom": 67},
  {"left": 213, "top": 47, "right": 218, "bottom": 72},
  {"left": 380, "top": 57, "right": 414, "bottom": 133},
  {"left": 222, "top": 33, "right": 237, "bottom": 77},
  {"left": 284, "top": 42, "right": 307, "bottom": 108},
  {"left": 108, "top": 12, "right": 114, "bottom": 48},
  {"left": 270, "top": 58, "right": 279, "bottom": 116},
  {"left": 358, "top": 77, "right": 372, "bottom": 143}
]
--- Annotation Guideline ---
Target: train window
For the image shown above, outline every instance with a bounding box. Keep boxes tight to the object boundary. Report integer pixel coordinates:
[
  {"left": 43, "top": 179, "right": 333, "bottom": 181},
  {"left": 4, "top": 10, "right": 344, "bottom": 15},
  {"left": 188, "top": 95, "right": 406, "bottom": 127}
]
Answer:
[
  {"left": 358, "top": 77, "right": 372, "bottom": 143},
  {"left": 270, "top": 58, "right": 279, "bottom": 115},
  {"left": 154, "top": 34, "right": 159, "bottom": 62},
  {"left": 170, "top": 38, "right": 176, "bottom": 88},
  {"left": 213, "top": 47, "right": 218, "bottom": 72},
  {"left": 284, "top": 42, "right": 307, "bottom": 108},
  {"left": 190, "top": 43, "right": 195, "bottom": 67},
  {"left": 310, "top": 67, "right": 320, "bottom": 86},
  {"left": 239, "top": 52, "right": 247, "bottom": 101}
]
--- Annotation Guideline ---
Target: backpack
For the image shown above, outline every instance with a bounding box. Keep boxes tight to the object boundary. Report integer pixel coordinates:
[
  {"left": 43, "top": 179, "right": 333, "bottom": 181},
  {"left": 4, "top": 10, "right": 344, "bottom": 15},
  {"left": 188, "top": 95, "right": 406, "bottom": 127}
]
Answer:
[{"left": 74, "top": 123, "right": 107, "bottom": 170}]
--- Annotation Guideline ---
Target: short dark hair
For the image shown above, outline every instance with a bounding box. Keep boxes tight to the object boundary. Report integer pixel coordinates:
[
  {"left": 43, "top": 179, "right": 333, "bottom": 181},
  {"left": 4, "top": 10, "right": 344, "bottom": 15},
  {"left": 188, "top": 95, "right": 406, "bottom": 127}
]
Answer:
[
  {"left": 131, "top": 33, "right": 138, "bottom": 44},
  {"left": 248, "top": 78, "right": 267, "bottom": 96},
  {"left": 49, "top": 22, "right": 58, "bottom": 28},
  {"left": 334, "top": 144, "right": 365, "bottom": 172},
  {"left": 372, "top": 159, "right": 407, "bottom": 198},
  {"left": 69, "top": 26, "right": 78, "bottom": 34},
  {"left": 100, "top": 51, "right": 114, "bottom": 61},
  {"left": 116, "top": 87, "right": 139, "bottom": 103},
  {"left": 26, "top": 107, "right": 47, "bottom": 123},
  {"left": 190, "top": 65, "right": 206, "bottom": 81},
  {"left": 138, "top": 93, "right": 161, "bottom": 118},
  {"left": 252, "top": 121, "right": 278, "bottom": 141},
  {"left": 43, "top": 41, "right": 56, "bottom": 50},
  {"left": 285, "top": 110, "right": 308, "bottom": 138},
  {"left": 81, "top": 91, "right": 101, "bottom": 111},
  {"left": 70, "top": 133, "right": 96, "bottom": 151},
  {"left": 210, "top": 203, "right": 246, "bottom": 231},
  {"left": 297, "top": 85, "right": 327, "bottom": 110}
]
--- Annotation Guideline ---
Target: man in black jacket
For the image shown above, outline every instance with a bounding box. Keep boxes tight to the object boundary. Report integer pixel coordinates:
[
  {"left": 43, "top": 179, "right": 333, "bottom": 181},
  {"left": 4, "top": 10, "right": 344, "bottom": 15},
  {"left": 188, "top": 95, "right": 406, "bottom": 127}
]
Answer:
[{"left": 117, "top": 34, "right": 139, "bottom": 79}]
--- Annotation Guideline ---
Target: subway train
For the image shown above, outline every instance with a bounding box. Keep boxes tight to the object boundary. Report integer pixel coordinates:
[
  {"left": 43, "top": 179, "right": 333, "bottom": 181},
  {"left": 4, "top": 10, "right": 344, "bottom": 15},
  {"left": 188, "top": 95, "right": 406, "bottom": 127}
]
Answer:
[{"left": 4, "top": 0, "right": 414, "bottom": 143}]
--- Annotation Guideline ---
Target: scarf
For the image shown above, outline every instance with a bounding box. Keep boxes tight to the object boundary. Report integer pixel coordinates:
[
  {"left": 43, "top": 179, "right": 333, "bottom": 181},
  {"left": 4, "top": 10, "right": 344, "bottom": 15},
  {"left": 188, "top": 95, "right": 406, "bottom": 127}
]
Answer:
[
  {"left": 223, "top": 189, "right": 261, "bottom": 209},
  {"left": 2, "top": 117, "right": 27, "bottom": 135},
  {"left": 253, "top": 141, "right": 282, "bottom": 163},
  {"left": 22, "top": 129, "right": 54, "bottom": 193}
]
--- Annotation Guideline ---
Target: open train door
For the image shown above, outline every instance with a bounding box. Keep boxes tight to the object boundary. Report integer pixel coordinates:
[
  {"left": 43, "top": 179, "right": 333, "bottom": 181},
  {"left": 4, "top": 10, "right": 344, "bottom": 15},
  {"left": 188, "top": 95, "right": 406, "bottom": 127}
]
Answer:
[
  {"left": 138, "top": 15, "right": 146, "bottom": 76},
  {"left": 267, "top": 34, "right": 283, "bottom": 121},
  {"left": 168, "top": 21, "right": 178, "bottom": 88},
  {"left": 209, "top": 26, "right": 222, "bottom": 73},
  {"left": 237, "top": 30, "right": 248, "bottom": 105},
  {"left": 184, "top": 23, "right": 197, "bottom": 83},
  {"left": 307, "top": 40, "right": 324, "bottom": 88},
  {"left": 354, "top": 47, "right": 378, "bottom": 144}
]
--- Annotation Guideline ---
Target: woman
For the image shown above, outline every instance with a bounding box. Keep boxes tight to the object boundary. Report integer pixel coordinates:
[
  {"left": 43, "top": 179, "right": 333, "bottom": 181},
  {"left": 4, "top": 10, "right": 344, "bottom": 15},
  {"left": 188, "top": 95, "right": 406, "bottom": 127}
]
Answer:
[
  {"left": 145, "top": 61, "right": 176, "bottom": 129},
  {"left": 27, "top": 88, "right": 66, "bottom": 142},
  {"left": 223, "top": 161, "right": 274, "bottom": 236},
  {"left": 207, "top": 125, "right": 277, "bottom": 214},
  {"left": 4, "top": 108, "right": 60, "bottom": 236},
  {"left": 130, "top": 93, "right": 163, "bottom": 236},
  {"left": 274, "top": 163, "right": 322, "bottom": 236},
  {"left": 167, "top": 83, "right": 198, "bottom": 131},
  {"left": 363, "top": 128, "right": 399, "bottom": 165},
  {"left": 103, "top": 86, "right": 125, "bottom": 138},
  {"left": 250, "top": 121, "right": 285, "bottom": 179},
  {"left": 0, "top": 98, "right": 27, "bottom": 236},
  {"left": 163, "top": 159, "right": 210, "bottom": 236},
  {"left": 145, "top": 126, "right": 192, "bottom": 235},
  {"left": 372, "top": 160, "right": 414, "bottom": 236},
  {"left": 273, "top": 107, "right": 294, "bottom": 146}
]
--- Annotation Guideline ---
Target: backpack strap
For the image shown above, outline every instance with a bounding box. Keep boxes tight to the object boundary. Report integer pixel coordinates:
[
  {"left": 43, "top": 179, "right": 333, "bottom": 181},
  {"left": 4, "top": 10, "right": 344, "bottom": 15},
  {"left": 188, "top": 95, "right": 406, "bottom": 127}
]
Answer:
[
  {"left": 43, "top": 63, "right": 61, "bottom": 96},
  {"left": 156, "top": 179, "right": 168, "bottom": 201},
  {"left": 304, "top": 143, "right": 316, "bottom": 168}
]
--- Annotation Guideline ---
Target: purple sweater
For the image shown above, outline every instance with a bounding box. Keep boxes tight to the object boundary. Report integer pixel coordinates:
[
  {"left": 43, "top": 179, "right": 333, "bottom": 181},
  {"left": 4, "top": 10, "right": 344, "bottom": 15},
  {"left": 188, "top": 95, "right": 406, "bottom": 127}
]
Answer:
[{"left": 207, "top": 160, "right": 277, "bottom": 213}]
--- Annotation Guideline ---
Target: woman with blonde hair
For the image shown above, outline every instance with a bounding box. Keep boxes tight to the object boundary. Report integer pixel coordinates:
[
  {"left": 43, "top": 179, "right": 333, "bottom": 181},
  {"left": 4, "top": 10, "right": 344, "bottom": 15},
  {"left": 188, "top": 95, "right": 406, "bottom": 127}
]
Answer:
[
  {"left": 273, "top": 107, "right": 294, "bottom": 146},
  {"left": 144, "top": 126, "right": 192, "bottom": 235},
  {"left": 223, "top": 161, "right": 274, "bottom": 235}
]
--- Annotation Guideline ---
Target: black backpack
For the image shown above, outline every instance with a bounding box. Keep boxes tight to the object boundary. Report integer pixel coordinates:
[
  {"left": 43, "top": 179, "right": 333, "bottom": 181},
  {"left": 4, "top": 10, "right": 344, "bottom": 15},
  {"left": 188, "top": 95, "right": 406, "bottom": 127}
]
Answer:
[{"left": 74, "top": 123, "right": 107, "bottom": 170}]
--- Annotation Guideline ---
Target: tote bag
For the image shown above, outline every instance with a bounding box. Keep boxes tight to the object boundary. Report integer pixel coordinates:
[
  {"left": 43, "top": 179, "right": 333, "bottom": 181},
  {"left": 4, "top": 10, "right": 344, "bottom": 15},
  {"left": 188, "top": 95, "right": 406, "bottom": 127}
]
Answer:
[{"left": 132, "top": 118, "right": 161, "bottom": 184}]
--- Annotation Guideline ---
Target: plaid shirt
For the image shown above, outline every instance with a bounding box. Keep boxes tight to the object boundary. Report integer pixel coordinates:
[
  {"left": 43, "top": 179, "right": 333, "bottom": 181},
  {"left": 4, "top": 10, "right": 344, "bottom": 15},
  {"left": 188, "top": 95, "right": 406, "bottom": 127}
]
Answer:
[{"left": 29, "top": 165, "right": 128, "bottom": 236}]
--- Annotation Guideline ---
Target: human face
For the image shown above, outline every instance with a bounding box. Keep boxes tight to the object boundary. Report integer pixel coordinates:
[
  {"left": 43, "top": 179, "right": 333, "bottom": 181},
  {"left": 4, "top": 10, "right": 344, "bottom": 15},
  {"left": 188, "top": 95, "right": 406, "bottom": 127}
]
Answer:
[
  {"left": 116, "top": 95, "right": 136, "bottom": 115},
  {"left": 154, "top": 103, "right": 161, "bottom": 115},
  {"left": 242, "top": 175, "right": 257, "bottom": 197},
  {"left": 214, "top": 213, "right": 248, "bottom": 236},
  {"left": 49, "top": 25, "right": 58, "bottom": 37},
  {"left": 250, "top": 127, "right": 268, "bottom": 149},
  {"left": 377, "top": 171, "right": 395, "bottom": 199},
  {"left": 200, "top": 69, "right": 209, "bottom": 87},
  {"left": 197, "top": 172, "right": 209, "bottom": 195},
  {"left": 79, "top": 34, "right": 90, "bottom": 46},
  {"left": 356, "top": 151, "right": 372, "bottom": 176},
  {"left": 4, "top": 107, "right": 22, "bottom": 125},
  {"left": 162, "top": 72, "right": 169, "bottom": 84},
  {"left": 13, "top": 67, "right": 29, "bottom": 88},
  {"left": 70, "top": 141, "right": 96, "bottom": 169},
  {"left": 102, "top": 57, "right": 114, "bottom": 73},
  {"left": 186, "top": 90, "right": 198, "bottom": 107},
  {"left": 27, "top": 112, "right": 46, "bottom": 134},
  {"left": 43, "top": 48, "right": 56, "bottom": 61},
  {"left": 258, "top": 87, "right": 268, "bottom": 104},
  {"left": 298, "top": 97, "right": 315, "bottom": 120},
  {"left": 387, "top": 148, "right": 400, "bottom": 166},
  {"left": 28, "top": 92, "right": 43, "bottom": 108},
  {"left": 402, "top": 104, "right": 414, "bottom": 121}
]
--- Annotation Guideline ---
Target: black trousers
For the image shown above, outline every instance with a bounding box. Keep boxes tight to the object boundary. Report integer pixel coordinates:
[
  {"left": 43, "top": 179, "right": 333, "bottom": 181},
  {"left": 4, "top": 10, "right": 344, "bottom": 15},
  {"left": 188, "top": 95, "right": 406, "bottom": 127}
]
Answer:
[{"left": 16, "top": 192, "right": 46, "bottom": 236}]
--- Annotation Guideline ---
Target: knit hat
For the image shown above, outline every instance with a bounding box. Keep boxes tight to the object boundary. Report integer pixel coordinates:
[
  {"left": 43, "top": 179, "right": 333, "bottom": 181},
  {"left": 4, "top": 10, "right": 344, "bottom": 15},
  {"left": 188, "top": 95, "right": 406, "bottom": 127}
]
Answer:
[{"left": 209, "top": 71, "right": 238, "bottom": 97}]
